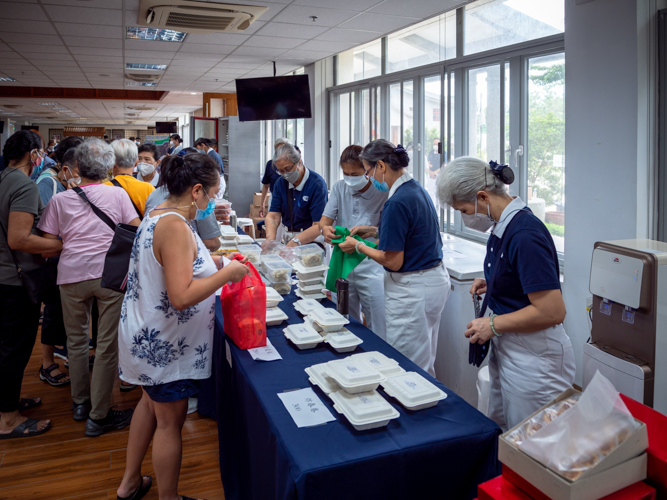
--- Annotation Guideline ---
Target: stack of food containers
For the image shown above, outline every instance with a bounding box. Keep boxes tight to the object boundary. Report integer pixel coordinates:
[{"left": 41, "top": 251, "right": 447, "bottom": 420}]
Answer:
[
  {"left": 294, "top": 244, "right": 325, "bottom": 267},
  {"left": 219, "top": 224, "right": 238, "bottom": 241},
  {"left": 283, "top": 323, "right": 323, "bottom": 350},
  {"left": 236, "top": 243, "right": 261, "bottom": 264},
  {"left": 262, "top": 258, "right": 293, "bottom": 295},
  {"left": 266, "top": 307, "right": 288, "bottom": 326},
  {"left": 265, "top": 286, "right": 284, "bottom": 308},
  {"left": 308, "top": 308, "right": 362, "bottom": 353},
  {"left": 293, "top": 299, "right": 325, "bottom": 316},
  {"left": 293, "top": 261, "right": 328, "bottom": 300},
  {"left": 236, "top": 234, "right": 254, "bottom": 245},
  {"left": 214, "top": 199, "right": 232, "bottom": 225}
]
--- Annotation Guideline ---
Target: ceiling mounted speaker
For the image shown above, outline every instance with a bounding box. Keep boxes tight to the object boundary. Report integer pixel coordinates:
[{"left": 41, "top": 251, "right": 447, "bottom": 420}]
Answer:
[{"left": 138, "top": 0, "right": 267, "bottom": 34}]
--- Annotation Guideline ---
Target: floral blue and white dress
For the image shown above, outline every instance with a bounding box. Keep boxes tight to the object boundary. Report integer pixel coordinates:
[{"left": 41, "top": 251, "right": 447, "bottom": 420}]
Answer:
[{"left": 118, "top": 212, "right": 217, "bottom": 386}]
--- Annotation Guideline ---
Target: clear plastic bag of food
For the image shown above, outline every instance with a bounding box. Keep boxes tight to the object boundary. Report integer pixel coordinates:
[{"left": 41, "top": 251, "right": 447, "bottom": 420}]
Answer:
[
  {"left": 506, "top": 395, "right": 580, "bottom": 447},
  {"left": 518, "top": 371, "right": 640, "bottom": 481}
]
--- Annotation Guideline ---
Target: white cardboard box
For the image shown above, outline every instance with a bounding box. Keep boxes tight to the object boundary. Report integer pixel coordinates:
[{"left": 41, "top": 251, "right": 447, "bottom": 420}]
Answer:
[{"left": 498, "top": 388, "right": 648, "bottom": 500}]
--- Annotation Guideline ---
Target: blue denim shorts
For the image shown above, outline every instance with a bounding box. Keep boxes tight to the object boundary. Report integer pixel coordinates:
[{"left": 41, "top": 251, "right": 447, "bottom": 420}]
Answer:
[{"left": 143, "top": 379, "right": 200, "bottom": 403}]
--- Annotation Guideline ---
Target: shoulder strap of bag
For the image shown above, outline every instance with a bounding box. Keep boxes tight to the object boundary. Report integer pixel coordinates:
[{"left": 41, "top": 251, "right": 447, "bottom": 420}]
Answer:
[
  {"left": 111, "top": 177, "right": 143, "bottom": 219},
  {"left": 73, "top": 186, "right": 116, "bottom": 232}
]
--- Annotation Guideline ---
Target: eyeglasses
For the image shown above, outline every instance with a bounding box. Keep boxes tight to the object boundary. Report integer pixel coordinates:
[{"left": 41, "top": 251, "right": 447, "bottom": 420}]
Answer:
[{"left": 275, "top": 162, "right": 297, "bottom": 176}]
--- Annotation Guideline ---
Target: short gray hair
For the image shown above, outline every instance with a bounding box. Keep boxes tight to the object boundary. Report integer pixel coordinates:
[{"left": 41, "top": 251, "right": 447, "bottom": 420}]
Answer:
[
  {"left": 272, "top": 143, "right": 301, "bottom": 166},
  {"left": 437, "top": 156, "right": 507, "bottom": 206},
  {"left": 274, "top": 137, "right": 290, "bottom": 148},
  {"left": 75, "top": 138, "right": 115, "bottom": 181},
  {"left": 111, "top": 138, "right": 138, "bottom": 169}
]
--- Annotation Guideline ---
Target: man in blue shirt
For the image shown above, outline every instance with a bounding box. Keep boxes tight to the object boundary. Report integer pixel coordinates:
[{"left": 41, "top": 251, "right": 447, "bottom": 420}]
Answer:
[
  {"left": 195, "top": 137, "right": 225, "bottom": 174},
  {"left": 259, "top": 137, "right": 288, "bottom": 217},
  {"left": 265, "top": 143, "right": 327, "bottom": 248}
]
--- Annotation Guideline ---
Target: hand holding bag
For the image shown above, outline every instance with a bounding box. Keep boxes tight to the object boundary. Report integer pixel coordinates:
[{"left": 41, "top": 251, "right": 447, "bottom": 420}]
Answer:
[{"left": 221, "top": 260, "right": 267, "bottom": 349}]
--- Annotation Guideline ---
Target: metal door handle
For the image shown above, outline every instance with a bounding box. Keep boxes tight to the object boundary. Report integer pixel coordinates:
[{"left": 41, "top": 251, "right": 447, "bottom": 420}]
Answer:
[{"left": 514, "top": 145, "right": 524, "bottom": 167}]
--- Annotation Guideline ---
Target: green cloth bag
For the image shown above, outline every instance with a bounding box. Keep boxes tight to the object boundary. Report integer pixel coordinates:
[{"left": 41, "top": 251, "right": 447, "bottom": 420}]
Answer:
[{"left": 325, "top": 226, "right": 377, "bottom": 293}]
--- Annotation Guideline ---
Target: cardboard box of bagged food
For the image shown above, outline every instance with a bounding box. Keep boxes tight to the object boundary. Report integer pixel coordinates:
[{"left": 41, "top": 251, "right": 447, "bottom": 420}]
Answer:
[
  {"left": 252, "top": 192, "right": 262, "bottom": 207},
  {"left": 498, "top": 387, "right": 648, "bottom": 500}
]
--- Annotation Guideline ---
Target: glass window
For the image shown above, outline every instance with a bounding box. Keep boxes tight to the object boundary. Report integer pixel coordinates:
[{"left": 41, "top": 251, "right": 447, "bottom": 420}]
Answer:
[
  {"left": 337, "top": 40, "right": 382, "bottom": 85},
  {"left": 464, "top": 0, "right": 564, "bottom": 55},
  {"left": 296, "top": 119, "right": 305, "bottom": 159},
  {"left": 467, "top": 64, "right": 501, "bottom": 161},
  {"left": 389, "top": 83, "right": 401, "bottom": 145},
  {"left": 350, "top": 91, "right": 356, "bottom": 144},
  {"left": 423, "top": 75, "right": 441, "bottom": 212},
  {"left": 361, "top": 88, "right": 370, "bottom": 144},
  {"left": 386, "top": 12, "right": 456, "bottom": 74},
  {"left": 373, "top": 86, "right": 382, "bottom": 140},
  {"left": 527, "top": 52, "right": 565, "bottom": 252},
  {"left": 504, "top": 62, "right": 510, "bottom": 164},
  {"left": 286, "top": 120, "right": 294, "bottom": 143},
  {"left": 402, "top": 80, "right": 414, "bottom": 146}
]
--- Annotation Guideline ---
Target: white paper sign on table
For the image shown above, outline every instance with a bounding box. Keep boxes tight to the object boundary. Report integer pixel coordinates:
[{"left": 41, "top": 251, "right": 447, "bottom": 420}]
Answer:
[
  {"left": 277, "top": 388, "right": 336, "bottom": 428},
  {"left": 247, "top": 338, "right": 282, "bottom": 361}
]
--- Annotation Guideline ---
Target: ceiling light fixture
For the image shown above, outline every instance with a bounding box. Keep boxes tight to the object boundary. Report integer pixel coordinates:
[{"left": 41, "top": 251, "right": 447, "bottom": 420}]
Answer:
[
  {"left": 126, "top": 27, "right": 186, "bottom": 42},
  {"left": 0, "top": 77, "right": 16, "bottom": 82},
  {"left": 38, "top": 102, "right": 59, "bottom": 106},
  {"left": 125, "top": 63, "right": 168, "bottom": 71},
  {"left": 125, "top": 82, "right": 157, "bottom": 87},
  {"left": 190, "top": 92, "right": 197, "bottom": 95}
]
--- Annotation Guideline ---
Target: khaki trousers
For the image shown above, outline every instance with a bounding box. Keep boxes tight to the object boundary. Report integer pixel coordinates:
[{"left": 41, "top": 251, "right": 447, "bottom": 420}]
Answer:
[{"left": 60, "top": 278, "right": 123, "bottom": 420}]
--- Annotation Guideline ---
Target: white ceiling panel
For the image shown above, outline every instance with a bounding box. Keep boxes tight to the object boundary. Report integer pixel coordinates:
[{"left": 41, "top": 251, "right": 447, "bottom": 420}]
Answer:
[
  {"left": 30, "top": 59, "right": 78, "bottom": 67},
  {"left": 184, "top": 33, "right": 250, "bottom": 45},
  {"left": 242, "top": 36, "right": 304, "bottom": 49},
  {"left": 74, "top": 55, "right": 124, "bottom": 63},
  {"left": 338, "top": 12, "right": 421, "bottom": 31},
  {"left": 213, "top": 62, "right": 261, "bottom": 69},
  {"left": 368, "top": 0, "right": 461, "bottom": 17},
  {"left": 231, "top": 46, "right": 287, "bottom": 58},
  {"left": 10, "top": 44, "right": 69, "bottom": 54},
  {"left": 292, "top": 0, "right": 382, "bottom": 12},
  {"left": 0, "top": 33, "right": 63, "bottom": 46},
  {"left": 0, "top": 52, "right": 25, "bottom": 59},
  {"left": 297, "top": 40, "right": 356, "bottom": 53},
  {"left": 69, "top": 47, "right": 123, "bottom": 56},
  {"left": 63, "top": 37, "right": 123, "bottom": 49},
  {"left": 41, "top": 0, "right": 122, "bottom": 7},
  {"left": 272, "top": 6, "right": 359, "bottom": 27},
  {"left": 1, "top": 2, "right": 48, "bottom": 21},
  {"left": 312, "top": 27, "right": 383, "bottom": 43},
  {"left": 0, "top": 20, "right": 57, "bottom": 34},
  {"left": 253, "top": 21, "right": 329, "bottom": 39},
  {"left": 124, "top": 39, "right": 182, "bottom": 52},
  {"left": 176, "top": 43, "right": 235, "bottom": 55},
  {"left": 44, "top": 6, "right": 123, "bottom": 26},
  {"left": 56, "top": 24, "right": 123, "bottom": 39}
]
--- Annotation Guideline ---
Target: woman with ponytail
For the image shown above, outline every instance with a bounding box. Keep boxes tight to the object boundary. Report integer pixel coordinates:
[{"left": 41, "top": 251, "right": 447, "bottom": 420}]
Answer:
[{"left": 337, "top": 139, "right": 450, "bottom": 376}]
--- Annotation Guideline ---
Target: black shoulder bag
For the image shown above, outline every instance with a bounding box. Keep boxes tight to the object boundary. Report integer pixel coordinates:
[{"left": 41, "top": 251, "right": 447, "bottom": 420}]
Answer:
[
  {"left": 110, "top": 177, "right": 143, "bottom": 220},
  {"left": 74, "top": 187, "right": 137, "bottom": 293}
]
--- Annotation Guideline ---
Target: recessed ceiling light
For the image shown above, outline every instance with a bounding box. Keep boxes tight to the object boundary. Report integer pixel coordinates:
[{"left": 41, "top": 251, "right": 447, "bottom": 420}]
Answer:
[
  {"left": 125, "top": 63, "right": 168, "bottom": 71},
  {"left": 190, "top": 92, "right": 197, "bottom": 95},
  {"left": 38, "top": 102, "right": 59, "bottom": 106},
  {"left": 0, "top": 77, "right": 16, "bottom": 82},
  {"left": 125, "top": 82, "right": 157, "bottom": 87},
  {"left": 126, "top": 27, "right": 186, "bottom": 42}
]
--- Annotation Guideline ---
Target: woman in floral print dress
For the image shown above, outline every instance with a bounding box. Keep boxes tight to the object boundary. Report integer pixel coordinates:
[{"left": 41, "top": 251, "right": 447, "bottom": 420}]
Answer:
[{"left": 116, "top": 153, "right": 249, "bottom": 500}]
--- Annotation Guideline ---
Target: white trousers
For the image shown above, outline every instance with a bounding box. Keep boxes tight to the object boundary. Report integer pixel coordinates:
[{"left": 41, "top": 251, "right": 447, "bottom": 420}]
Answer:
[
  {"left": 384, "top": 263, "right": 450, "bottom": 376},
  {"left": 347, "top": 257, "right": 386, "bottom": 341},
  {"left": 487, "top": 323, "right": 576, "bottom": 431}
]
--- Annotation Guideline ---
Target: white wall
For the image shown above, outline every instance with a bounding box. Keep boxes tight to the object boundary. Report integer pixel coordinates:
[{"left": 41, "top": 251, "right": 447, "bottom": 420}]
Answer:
[
  {"left": 562, "top": 0, "right": 640, "bottom": 385},
  {"left": 304, "top": 57, "right": 334, "bottom": 178}
]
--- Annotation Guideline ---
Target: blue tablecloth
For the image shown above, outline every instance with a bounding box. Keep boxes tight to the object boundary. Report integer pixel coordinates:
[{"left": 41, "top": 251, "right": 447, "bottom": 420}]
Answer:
[{"left": 199, "top": 286, "right": 501, "bottom": 500}]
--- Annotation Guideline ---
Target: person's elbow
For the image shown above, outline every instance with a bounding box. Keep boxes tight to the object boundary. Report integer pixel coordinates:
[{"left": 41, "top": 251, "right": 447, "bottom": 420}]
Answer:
[
  {"left": 549, "top": 301, "right": 566, "bottom": 325},
  {"left": 170, "top": 295, "right": 191, "bottom": 311},
  {"left": 384, "top": 253, "right": 404, "bottom": 272},
  {"left": 203, "top": 237, "right": 220, "bottom": 251},
  {"left": 8, "top": 233, "right": 29, "bottom": 252}
]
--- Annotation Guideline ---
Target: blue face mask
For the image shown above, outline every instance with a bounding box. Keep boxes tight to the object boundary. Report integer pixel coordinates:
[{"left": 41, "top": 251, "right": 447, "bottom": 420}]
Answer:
[
  {"left": 194, "top": 192, "right": 215, "bottom": 220},
  {"left": 368, "top": 165, "right": 389, "bottom": 193}
]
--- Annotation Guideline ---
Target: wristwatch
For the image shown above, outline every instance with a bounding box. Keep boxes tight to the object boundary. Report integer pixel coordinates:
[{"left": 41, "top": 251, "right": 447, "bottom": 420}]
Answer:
[{"left": 292, "top": 237, "right": 302, "bottom": 246}]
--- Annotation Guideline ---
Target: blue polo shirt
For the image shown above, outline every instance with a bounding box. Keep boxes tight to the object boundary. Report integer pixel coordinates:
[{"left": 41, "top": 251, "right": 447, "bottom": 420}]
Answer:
[
  {"left": 270, "top": 168, "right": 328, "bottom": 230},
  {"left": 261, "top": 160, "right": 281, "bottom": 192},
  {"left": 484, "top": 207, "right": 561, "bottom": 316},
  {"left": 378, "top": 178, "right": 443, "bottom": 273}
]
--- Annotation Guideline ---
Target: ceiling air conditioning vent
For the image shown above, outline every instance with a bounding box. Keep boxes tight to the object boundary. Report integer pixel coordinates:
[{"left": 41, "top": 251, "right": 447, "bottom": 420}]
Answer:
[
  {"left": 125, "top": 73, "right": 162, "bottom": 83},
  {"left": 138, "top": 0, "right": 267, "bottom": 34}
]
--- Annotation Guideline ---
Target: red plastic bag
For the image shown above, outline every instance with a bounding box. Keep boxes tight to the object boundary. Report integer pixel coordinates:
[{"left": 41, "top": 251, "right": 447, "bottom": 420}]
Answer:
[{"left": 221, "top": 260, "right": 267, "bottom": 349}]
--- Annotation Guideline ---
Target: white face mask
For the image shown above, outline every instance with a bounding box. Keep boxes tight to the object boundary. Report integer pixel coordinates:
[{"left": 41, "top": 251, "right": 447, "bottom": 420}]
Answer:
[
  {"left": 343, "top": 174, "right": 369, "bottom": 192},
  {"left": 64, "top": 168, "right": 81, "bottom": 186},
  {"left": 433, "top": 145, "right": 439, "bottom": 152},
  {"left": 169, "top": 140, "right": 174, "bottom": 146},
  {"left": 137, "top": 162, "right": 155, "bottom": 176}
]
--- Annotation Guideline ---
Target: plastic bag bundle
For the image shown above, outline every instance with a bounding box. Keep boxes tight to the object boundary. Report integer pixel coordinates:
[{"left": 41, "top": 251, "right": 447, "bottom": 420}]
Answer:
[
  {"left": 518, "top": 371, "right": 640, "bottom": 481},
  {"left": 506, "top": 395, "right": 580, "bottom": 447}
]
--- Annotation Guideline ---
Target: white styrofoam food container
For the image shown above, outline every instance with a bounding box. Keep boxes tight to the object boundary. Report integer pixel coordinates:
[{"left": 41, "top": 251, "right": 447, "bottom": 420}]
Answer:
[
  {"left": 294, "top": 261, "right": 328, "bottom": 280},
  {"left": 330, "top": 389, "right": 400, "bottom": 431},
  {"left": 324, "top": 358, "right": 386, "bottom": 394},
  {"left": 236, "top": 234, "right": 254, "bottom": 245},
  {"left": 263, "top": 260, "right": 293, "bottom": 282},
  {"left": 283, "top": 323, "right": 323, "bottom": 350},
  {"left": 236, "top": 243, "right": 261, "bottom": 264},
  {"left": 381, "top": 371, "right": 447, "bottom": 410},
  {"left": 350, "top": 351, "right": 405, "bottom": 376},
  {"left": 299, "top": 276, "right": 325, "bottom": 287},
  {"left": 325, "top": 329, "right": 363, "bottom": 353},
  {"left": 265, "top": 286, "right": 284, "bottom": 308},
  {"left": 295, "top": 289, "right": 326, "bottom": 301},
  {"left": 305, "top": 363, "right": 341, "bottom": 394},
  {"left": 295, "top": 243, "right": 325, "bottom": 267},
  {"left": 294, "top": 299, "right": 325, "bottom": 316},
  {"left": 269, "top": 281, "right": 292, "bottom": 295},
  {"left": 266, "top": 307, "right": 288, "bottom": 326},
  {"left": 305, "top": 315, "right": 323, "bottom": 333},
  {"left": 298, "top": 281, "right": 325, "bottom": 293},
  {"left": 309, "top": 307, "right": 349, "bottom": 333},
  {"left": 220, "top": 225, "right": 237, "bottom": 240}
]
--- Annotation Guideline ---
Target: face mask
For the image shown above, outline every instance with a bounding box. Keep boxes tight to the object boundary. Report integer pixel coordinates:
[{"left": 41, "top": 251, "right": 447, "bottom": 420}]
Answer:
[
  {"left": 474, "top": 196, "right": 495, "bottom": 223},
  {"left": 64, "top": 168, "right": 81, "bottom": 186},
  {"left": 462, "top": 197, "right": 494, "bottom": 232},
  {"left": 137, "top": 162, "right": 155, "bottom": 176},
  {"left": 32, "top": 150, "right": 43, "bottom": 169},
  {"left": 433, "top": 145, "right": 439, "bottom": 152},
  {"left": 194, "top": 191, "right": 215, "bottom": 220},
  {"left": 368, "top": 165, "right": 389, "bottom": 193},
  {"left": 169, "top": 140, "right": 174, "bottom": 146},
  {"left": 282, "top": 165, "right": 300, "bottom": 185},
  {"left": 343, "top": 174, "right": 369, "bottom": 192}
]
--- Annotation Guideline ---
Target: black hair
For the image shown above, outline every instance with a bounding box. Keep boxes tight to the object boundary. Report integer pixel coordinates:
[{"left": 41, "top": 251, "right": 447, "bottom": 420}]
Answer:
[
  {"left": 138, "top": 143, "right": 159, "bottom": 161},
  {"left": 359, "top": 139, "right": 410, "bottom": 172},
  {"left": 54, "top": 136, "right": 84, "bottom": 166},
  {"left": 3, "top": 130, "right": 42, "bottom": 167},
  {"left": 170, "top": 134, "right": 181, "bottom": 142},
  {"left": 129, "top": 136, "right": 135, "bottom": 141},
  {"left": 160, "top": 153, "right": 219, "bottom": 196},
  {"left": 180, "top": 147, "right": 199, "bottom": 156},
  {"left": 61, "top": 148, "right": 77, "bottom": 168},
  {"left": 195, "top": 137, "right": 212, "bottom": 148},
  {"left": 340, "top": 145, "right": 363, "bottom": 169}
]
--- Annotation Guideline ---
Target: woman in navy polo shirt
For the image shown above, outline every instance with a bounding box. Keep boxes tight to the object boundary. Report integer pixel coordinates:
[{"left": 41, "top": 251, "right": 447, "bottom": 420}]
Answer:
[
  {"left": 338, "top": 139, "right": 450, "bottom": 376},
  {"left": 438, "top": 156, "right": 575, "bottom": 430}
]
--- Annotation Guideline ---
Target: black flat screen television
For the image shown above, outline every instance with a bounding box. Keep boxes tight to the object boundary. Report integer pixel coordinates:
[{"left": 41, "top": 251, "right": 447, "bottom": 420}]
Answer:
[
  {"left": 236, "top": 75, "right": 312, "bottom": 122},
  {"left": 21, "top": 125, "right": 38, "bottom": 131},
  {"left": 0, "top": 121, "right": 4, "bottom": 134},
  {"left": 155, "top": 121, "right": 177, "bottom": 134}
]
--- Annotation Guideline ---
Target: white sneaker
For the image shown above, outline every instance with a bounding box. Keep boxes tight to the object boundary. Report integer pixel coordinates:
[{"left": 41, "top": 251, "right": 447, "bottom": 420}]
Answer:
[{"left": 187, "top": 397, "right": 198, "bottom": 415}]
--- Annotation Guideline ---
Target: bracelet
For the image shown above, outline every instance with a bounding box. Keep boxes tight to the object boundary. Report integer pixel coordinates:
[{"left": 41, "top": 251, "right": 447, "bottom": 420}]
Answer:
[
  {"left": 355, "top": 241, "right": 367, "bottom": 254},
  {"left": 489, "top": 314, "right": 502, "bottom": 337}
]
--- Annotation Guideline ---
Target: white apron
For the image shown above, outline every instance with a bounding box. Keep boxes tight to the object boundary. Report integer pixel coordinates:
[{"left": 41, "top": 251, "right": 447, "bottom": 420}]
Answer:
[{"left": 347, "top": 257, "right": 386, "bottom": 340}]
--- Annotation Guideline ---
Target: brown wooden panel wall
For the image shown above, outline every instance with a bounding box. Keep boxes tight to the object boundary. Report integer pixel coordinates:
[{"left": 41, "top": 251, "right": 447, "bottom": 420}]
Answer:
[
  {"left": 0, "top": 87, "right": 168, "bottom": 101},
  {"left": 202, "top": 93, "right": 237, "bottom": 117}
]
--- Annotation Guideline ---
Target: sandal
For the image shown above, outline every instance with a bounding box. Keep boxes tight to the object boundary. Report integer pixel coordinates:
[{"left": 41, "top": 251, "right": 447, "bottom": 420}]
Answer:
[
  {"left": 0, "top": 418, "right": 51, "bottom": 440},
  {"left": 19, "top": 397, "right": 42, "bottom": 413},
  {"left": 39, "top": 363, "right": 71, "bottom": 387},
  {"left": 120, "top": 383, "right": 137, "bottom": 392},
  {"left": 117, "top": 475, "right": 152, "bottom": 500}
]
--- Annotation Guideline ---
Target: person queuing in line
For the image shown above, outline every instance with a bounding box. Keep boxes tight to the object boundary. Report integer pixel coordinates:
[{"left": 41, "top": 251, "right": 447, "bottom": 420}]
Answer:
[
  {"left": 169, "top": 134, "right": 183, "bottom": 155},
  {"left": 37, "top": 138, "right": 141, "bottom": 438},
  {"left": 36, "top": 136, "right": 83, "bottom": 205},
  {"left": 338, "top": 139, "right": 450, "bottom": 376},
  {"left": 264, "top": 143, "right": 328, "bottom": 248},
  {"left": 116, "top": 153, "right": 249, "bottom": 500},
  {"left": 319, "top": 145, "right": 388, "bottom": 340},
  {"left": 0, "top": 130, "right": 63, "bottom": 439},
  {"left": 28, "top": 131, "right": 56, "bottom": 182},
  {"left": 144, "top": 149, "right": 222, "bottom": 251},
  {"left": 259, "top": 137, "right": 288, "bottom": 218},
  {"left": 128, "top": 137, "right": 135, "bottom": 143},
  {"left": 136, "top": 143, "right": 161, "bottom": 187},
  {"left": 104, "top": 139, "right": 154, "bottom": 219},
  {"left": 195, "top": 137, "right": 225, "bottom": 174},
  {"left": 438, "top": 157, "right": 575, "bottom": 430}
]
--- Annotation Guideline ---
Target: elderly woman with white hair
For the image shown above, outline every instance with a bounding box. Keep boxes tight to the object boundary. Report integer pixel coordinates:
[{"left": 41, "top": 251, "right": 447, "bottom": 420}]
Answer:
[
  {"left": 38, "top": 138, "right": 141, "bottom": 438},
  {"left": 437, "top": 156, "right": 575, "bottom": 430}
]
